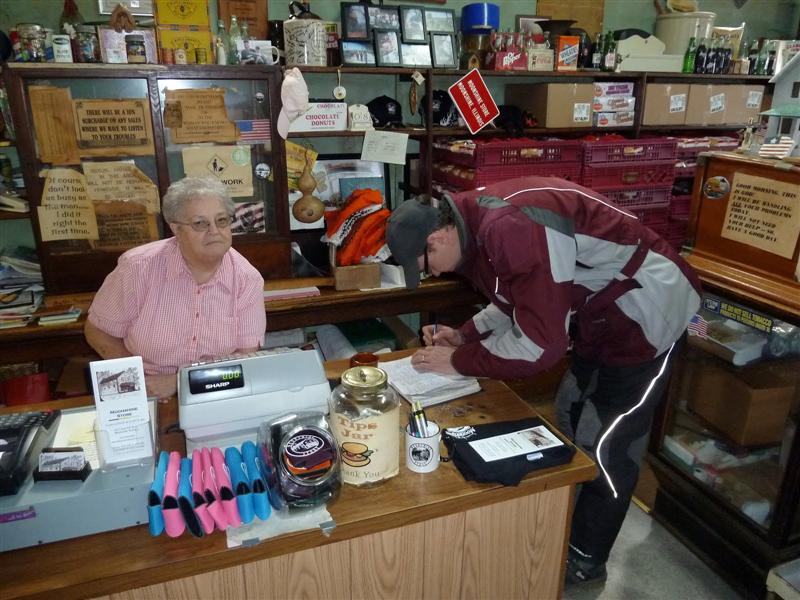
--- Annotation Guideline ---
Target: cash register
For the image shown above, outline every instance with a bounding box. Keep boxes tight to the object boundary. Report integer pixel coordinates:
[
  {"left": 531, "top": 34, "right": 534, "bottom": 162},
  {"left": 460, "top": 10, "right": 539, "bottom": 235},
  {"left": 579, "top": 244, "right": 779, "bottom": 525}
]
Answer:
[{"left": 178, "top": 349, "right": 331, "bottom": 451}]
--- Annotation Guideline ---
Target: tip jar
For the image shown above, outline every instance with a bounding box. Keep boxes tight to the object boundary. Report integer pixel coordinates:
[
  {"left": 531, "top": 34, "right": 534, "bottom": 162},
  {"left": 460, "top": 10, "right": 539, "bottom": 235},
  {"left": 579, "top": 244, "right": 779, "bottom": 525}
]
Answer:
[{"left": 329, "top": 366, "right": 400, "bottom": 486}]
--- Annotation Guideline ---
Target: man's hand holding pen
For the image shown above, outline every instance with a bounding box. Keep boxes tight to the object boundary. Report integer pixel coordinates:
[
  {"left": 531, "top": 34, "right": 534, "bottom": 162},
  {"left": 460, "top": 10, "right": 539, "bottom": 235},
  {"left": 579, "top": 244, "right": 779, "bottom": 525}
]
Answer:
[{"left": 421, "top": 323, "right": 464, "bottom": 348}]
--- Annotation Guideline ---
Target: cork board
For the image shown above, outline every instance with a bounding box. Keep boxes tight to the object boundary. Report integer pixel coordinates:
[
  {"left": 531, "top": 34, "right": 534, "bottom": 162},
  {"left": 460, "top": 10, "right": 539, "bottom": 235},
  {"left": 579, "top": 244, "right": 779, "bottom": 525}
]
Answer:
[{"left": 535, "top": 0, "right": 605, "bottom": 37}]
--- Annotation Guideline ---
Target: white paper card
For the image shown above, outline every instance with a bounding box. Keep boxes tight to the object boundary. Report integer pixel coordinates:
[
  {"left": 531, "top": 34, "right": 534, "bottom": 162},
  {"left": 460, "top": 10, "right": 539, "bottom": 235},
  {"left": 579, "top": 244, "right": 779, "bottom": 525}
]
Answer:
[
  {"left": 469, "top": 425, "right": 563, "bottom": 462},
  {"left": 746, "top": 90, "right": 763, "bottom": 109},
  {"left": 573, "top": 103, "right": 591, "bottom": 122},
  {"left": 361, "top": 130, "right": 409, "bottom": 165},
  {"left": 709, "top": 93, "right": 726, "bottom": 114},
  {"left": 669, "top": 93, "right": 687, "bottom": 113}
]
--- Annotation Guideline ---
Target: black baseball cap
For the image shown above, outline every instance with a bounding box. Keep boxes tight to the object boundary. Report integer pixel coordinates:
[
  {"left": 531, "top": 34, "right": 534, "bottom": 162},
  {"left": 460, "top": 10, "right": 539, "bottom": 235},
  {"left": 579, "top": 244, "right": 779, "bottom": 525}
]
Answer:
[
  {"left": 367, "top": 95, "right": 403, "bottom": 127},
  {"left": 386, "top": 199, "right": 440, "bottom": 289}
]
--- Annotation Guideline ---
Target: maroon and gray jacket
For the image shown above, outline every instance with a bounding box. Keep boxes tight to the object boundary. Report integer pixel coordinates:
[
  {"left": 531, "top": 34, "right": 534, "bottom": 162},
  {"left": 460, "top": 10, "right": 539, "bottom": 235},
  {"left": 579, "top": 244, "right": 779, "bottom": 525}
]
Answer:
[{"left": 447, "top": 176, "right": 702, "bottom": 379}]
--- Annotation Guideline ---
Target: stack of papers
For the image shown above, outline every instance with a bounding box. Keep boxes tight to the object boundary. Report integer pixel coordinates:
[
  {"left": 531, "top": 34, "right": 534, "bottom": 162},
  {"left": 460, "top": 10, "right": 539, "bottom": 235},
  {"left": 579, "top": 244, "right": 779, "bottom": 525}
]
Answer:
[
  {"left": 37, "top": 307, "right": 82, "bottom": 326},
  {"left": 0, "top": 246, "right": 44, "bottom": 329},
  {"left": 379, "top": 355, "right": 481, "bottom": 407},
  {"left": 0, "top": 191, "right": 28, "bottom": 213}
]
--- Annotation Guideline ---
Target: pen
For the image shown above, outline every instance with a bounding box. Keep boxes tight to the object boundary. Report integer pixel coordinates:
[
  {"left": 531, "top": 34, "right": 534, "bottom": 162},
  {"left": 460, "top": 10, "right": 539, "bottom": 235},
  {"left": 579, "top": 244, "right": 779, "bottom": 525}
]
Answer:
[{"left": 432, "top": 322, "right": 437, "bottom": 346}]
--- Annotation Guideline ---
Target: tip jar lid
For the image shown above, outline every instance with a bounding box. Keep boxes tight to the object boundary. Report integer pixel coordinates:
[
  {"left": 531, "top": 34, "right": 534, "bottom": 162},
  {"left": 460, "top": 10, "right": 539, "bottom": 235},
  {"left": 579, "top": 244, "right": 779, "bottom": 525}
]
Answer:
[{"left": 341, "top": 366, "right": 387, "bottom": 392}]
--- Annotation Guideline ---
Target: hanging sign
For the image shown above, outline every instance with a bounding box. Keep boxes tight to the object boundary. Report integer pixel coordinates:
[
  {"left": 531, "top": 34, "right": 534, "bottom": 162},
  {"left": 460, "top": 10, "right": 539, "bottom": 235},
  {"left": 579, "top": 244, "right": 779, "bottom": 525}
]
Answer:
[
  {"left": 447, "top": 69, "right": 499, "bottom": 134},
  {"left": 72, "top": 99, "right": 154, "bottom": 156}
]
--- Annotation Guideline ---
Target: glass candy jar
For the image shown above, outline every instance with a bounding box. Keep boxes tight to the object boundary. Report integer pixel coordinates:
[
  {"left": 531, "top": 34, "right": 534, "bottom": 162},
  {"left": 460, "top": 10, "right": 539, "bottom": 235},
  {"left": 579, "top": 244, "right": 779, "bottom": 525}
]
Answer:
[
  {"left": 329, "top": 366, "right": 400, "bottom": 486},
  {"left": 74, "top": 25, "right": 100, "bottom": 63}
]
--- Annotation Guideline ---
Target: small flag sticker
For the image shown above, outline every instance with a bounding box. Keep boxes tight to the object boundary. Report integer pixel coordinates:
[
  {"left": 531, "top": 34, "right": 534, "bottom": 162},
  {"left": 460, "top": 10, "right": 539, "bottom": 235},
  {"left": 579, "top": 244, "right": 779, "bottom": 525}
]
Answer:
[{"left": 236, "top": 119, "right": 271, "bottom": 143}]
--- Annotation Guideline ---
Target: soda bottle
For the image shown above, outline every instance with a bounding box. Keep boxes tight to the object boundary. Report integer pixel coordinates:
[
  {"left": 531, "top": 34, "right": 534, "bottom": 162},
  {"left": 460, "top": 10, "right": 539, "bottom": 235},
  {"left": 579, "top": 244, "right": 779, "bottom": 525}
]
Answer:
[
  {"left": 720, "top": 36, "right": 732, "bottom": 74},
  {"left": 755, "top": 40, "right": 769, "bottom": 75},
  {"left": 216, "top": 19, "right": 230, "bottom": 65},
  {"left": 766, "top": 41, "right": 777, "bottom": 75},
  {"left": 602, "top": 32, "right": 616, "bottom": 71},
  {"left": 747, "top": 39, "right": 759, "bottom": 74},
  {"left": 682, "top": 37, "right": 697, "bottom": 73},
  {"left": 705, "top": 37, "right": 718, "bottom": 74},
  {"left": 591, "top": 32, "right": 602, "bottom": 69},
  {"left": 694, "top": 38, "right": 708, "bottom": 73},
  {"left": 228, "top": 15, "right": 242, "bottom": 64}
]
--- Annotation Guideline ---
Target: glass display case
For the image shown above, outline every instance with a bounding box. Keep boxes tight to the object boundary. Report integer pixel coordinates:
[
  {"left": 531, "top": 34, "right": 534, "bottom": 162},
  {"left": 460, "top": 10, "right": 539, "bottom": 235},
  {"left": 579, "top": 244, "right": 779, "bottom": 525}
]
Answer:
[
  {"left": 2, "top": 64, "right": 290, "bottom": 294},
  {"left": 650, "top": 151, "right": 800, "bottom": 599}
]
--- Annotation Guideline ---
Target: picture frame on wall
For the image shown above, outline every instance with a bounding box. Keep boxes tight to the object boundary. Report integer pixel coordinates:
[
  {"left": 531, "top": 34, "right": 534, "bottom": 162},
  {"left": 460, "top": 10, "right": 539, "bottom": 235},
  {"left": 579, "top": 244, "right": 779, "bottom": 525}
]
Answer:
[
  {"left": 401, "top": 42, "right": 432, "bottom": 68},
  {"left": 423, "top": 8, "right": 456, "bottom": 34},
  {"left": 341, "top": 2, "right": 371, "bottom": 40},
  {"left": 367, "top": 6, "right": 401, "bottom": 31},
  {"left": 431, "top": 33, "right": 457, "bottom": 69},
  {"left": 340, "top": 40, "right": 377, "bottom": 66},
  {"left": 374, "top": 30, "right": 402, "bottom": 67},
  {"left": 399, "top": 5, "right": 427, "bottom": 43}
]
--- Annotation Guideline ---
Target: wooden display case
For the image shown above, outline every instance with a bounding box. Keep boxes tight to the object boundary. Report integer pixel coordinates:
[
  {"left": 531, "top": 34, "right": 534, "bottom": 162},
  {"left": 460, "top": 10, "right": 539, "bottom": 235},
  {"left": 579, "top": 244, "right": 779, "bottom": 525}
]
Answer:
[{"left": 649, "top": 152, "right": 800, "bottom": 599}]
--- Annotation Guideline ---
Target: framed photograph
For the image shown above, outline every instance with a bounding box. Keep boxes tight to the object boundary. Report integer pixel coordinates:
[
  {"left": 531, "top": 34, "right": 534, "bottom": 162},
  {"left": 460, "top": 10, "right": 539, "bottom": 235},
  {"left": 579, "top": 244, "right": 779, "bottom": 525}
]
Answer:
[
  {"left": 340, "top": 40, "right": 376, "bottom": 66},
  {"left": 374, "top": 30, "right": 402, "bottom": 67},
  {"left": 515, "top": 15, "right": 551, "bottom": 34},
  {"left": 399, "top": 6, "right": 427, "bottom": 43},
  {"left": 367, "top": 6, "right": 401, "bottom": 31},
  {"left": 341, "top": 2, "right": 370, "bottom": 40},
  {"left": 423, "top": 8, "right": 456, "bottom": 34},
  {"left": 401, "top": 42, "right": 432, "bottom": 68},
  {"left": 431, "top": 33, "right": 457, "bottom": 68}
]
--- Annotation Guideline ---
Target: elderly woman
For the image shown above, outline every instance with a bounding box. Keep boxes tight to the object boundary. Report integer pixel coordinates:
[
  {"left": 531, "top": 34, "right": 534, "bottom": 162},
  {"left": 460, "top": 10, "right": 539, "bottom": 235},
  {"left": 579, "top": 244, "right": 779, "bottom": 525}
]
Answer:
[{"left": 85, "top": 177, "right": 266, "bottom": 399}]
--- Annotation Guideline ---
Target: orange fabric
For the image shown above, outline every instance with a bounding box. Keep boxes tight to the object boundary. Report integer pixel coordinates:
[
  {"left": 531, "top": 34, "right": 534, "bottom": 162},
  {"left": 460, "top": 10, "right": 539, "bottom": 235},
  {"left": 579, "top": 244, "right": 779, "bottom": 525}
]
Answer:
[
  {"left": 337, "top": 208, "right": 390, "bottom": 265},
  {"left": 325, "top": 188, "right": 384, "bottom": 242}
]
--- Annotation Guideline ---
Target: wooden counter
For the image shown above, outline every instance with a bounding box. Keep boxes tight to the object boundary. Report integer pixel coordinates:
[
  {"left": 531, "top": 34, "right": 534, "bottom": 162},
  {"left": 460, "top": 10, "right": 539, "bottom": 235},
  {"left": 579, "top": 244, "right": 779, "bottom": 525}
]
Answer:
[
  {"left": 0, "top": 277, "right": 485, "bottom": 364},
  {"left": 0, "top": 357, "right": 594, "bottom": 600}
]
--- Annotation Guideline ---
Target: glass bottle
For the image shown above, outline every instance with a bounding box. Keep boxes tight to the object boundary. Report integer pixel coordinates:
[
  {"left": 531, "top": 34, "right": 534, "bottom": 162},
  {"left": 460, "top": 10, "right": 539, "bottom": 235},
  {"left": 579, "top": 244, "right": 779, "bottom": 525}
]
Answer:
[
  {"left": 58, "top": 0, "right": 84, "bottom": 31},
  {"left": 694, "top": 38, "right": 708, "bottom": 74},
  {"left": 603, "top": 32, "right": 616, "bottom": 72},
  {"left": 747, "top": 39, "right": 759, "bottom": 74},
  {"left": 755, "top": 40, "right": 769, "bottom": 75},
  {"left": 578, "top": 32, "right": 591, "bottom": 68},
  {"left": 720, "top": 36, "right": 733, "bottom": 74},
  {"left": 766, "top": 41, "right": 777, "bottom": 75},
  {"left": 705, "top": 37, "right": 718, "bottom": 74},
  {"left": 542, "top": 31, "right": 551, "bottom": 50},
  {"left": 591, "top": 32, "right": 603, "bottom": 69},
  {"left": 216, "top": 19, "right": 230, "bottom": 65},
  {"left": 228, "top": 15, "right": 242, "bottom": 64},
  {"left": 682, "top": 36, "right": 697, "bottom": 73},
  {"left": 329, "top": 366, "right": 400, "bottom": 487}
]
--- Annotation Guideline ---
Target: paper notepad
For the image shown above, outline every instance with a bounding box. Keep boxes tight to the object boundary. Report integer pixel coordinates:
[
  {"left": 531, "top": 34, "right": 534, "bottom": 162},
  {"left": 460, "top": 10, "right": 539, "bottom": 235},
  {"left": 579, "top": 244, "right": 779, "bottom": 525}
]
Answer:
[{"left": 379, "top": 356, "right": 481, "bottom": 407}]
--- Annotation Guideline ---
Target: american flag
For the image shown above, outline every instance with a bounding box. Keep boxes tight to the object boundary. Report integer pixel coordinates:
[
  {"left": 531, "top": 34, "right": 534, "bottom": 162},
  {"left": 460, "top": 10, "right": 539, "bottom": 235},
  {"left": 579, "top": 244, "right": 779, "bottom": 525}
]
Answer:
[
  {"left": 236, "top": 119, "right": 271, "bottom": 143},
  {"left": 687, "top": 314, "right": 708, "bottom": 338},
  {"left": 758, "top": 135, "right": 796, "bottom": 159}
]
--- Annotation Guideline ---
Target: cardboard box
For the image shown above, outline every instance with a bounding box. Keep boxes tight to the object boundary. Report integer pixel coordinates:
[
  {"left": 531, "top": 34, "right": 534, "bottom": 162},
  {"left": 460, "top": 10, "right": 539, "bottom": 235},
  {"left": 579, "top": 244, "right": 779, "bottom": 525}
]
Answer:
[
  {"left": 157, "top": 25, "right": 213, "bottom": 59},
  {"left": 643, "top": 83, "right": 689, "bottom": 126},
  {"left": 592, "top": 111, "right": 634, "bottom": 127},
  {"left": 154, "top": 0, "right": 211, "bottom": 27},
  {"left": 505, "top": 83, "right": 593, "bottom": 128},
  {"left": 328, "top": 245, "right": 380, "bottom": 291},
  {"left": 527, "top": 48, "right": 554, "bottom": 71},
  {"left": 686, "top": 84, "right": 728, "bottom": 125},
  {"left": 288, "top": 102, "right": 348, "bottom": 133},
  {"left": 555, "top": 35, "right": 580, "bottom": 71},
  {"left": 592, "top": 96, "right": 636, "bottom": 112},
  {"left": 593, "top": 81, "right": 635, "bottom": 97},
  {"left": 689, "top": 363, "right": 795, "bottom": 446},
  {"left": 725, "top": 85, "right": 766, "bottom": 125}
]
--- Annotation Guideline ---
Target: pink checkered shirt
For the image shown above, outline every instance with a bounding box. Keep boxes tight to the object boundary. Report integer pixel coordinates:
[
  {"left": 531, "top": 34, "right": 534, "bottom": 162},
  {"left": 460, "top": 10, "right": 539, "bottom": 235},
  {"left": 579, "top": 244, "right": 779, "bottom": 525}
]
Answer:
[{"left": 88, "top": 238, "right": 266, "bottom": 374}]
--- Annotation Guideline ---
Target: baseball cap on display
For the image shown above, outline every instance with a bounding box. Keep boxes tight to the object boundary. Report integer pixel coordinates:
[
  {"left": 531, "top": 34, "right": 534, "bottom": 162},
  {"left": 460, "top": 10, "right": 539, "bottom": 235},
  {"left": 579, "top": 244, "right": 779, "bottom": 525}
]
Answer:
[
  {"left": 366, "top": 95, "right": 403, "bottom": 127},
  {"left": 421, "top": 90, "right": 459, "bottom": 127},
  {"left": 277, "top": 67, "right": 310, "bottom": 139},
  {"left": 385, "top": 199, "right": 440, "bottom": 289}
]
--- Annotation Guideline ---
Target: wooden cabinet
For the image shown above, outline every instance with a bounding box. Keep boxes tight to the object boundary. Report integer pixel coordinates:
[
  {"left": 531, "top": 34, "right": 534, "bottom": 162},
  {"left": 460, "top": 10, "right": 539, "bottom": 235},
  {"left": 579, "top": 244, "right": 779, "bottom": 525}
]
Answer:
[
  {"left": 2, "top": 64, "right": 290, "bottom": 294},
  {"left": 649, "top": 152, "right": 800, "bottom": 599}
]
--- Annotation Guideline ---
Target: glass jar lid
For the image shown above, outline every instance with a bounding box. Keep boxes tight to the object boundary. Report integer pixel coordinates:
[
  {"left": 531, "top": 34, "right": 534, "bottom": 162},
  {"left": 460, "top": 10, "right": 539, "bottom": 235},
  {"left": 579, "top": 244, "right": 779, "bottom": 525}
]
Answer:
[
  {"left": 17, "top": 23, "right": 44, "bottom": 36},
  {"left": 126, "top": 34, "right": 145, "bottom": 41},
  {"left": 341, "top": 366, "right": 387, "bottom": 392}
]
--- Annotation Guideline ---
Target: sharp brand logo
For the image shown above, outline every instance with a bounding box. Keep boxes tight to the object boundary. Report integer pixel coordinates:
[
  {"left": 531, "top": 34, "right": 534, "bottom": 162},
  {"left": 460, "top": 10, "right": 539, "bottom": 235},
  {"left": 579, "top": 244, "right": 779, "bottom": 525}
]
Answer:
[
  {"left": 204, "top": 381, "right": 231, "bottom": 390},
  {"left": 286, "top": 434, "right": 324, "bottom": 457},
  {"left": 502, "top": 52, "right": 521, "bottom": 67}
]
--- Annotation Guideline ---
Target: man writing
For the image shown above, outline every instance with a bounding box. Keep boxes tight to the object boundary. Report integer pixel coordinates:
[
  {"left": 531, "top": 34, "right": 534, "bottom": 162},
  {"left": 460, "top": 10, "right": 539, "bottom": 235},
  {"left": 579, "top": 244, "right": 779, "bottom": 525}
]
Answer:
[{"left": 385, "top": 176, "right": 701, "bottom": 585}]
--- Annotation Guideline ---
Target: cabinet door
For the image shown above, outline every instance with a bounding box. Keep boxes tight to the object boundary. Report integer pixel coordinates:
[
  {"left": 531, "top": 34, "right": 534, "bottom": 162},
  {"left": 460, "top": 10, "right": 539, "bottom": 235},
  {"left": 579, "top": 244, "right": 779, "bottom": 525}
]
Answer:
[{"left": 656, "top": 291, "right": 800, "bottom": 543}]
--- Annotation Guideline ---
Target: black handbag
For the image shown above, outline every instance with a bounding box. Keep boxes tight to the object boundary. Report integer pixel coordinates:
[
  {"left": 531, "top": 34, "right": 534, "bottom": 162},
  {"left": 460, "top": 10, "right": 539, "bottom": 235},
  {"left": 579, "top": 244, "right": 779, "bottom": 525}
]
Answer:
[{"left": 442, "top": 417, "right": 576, "bottom": 486}]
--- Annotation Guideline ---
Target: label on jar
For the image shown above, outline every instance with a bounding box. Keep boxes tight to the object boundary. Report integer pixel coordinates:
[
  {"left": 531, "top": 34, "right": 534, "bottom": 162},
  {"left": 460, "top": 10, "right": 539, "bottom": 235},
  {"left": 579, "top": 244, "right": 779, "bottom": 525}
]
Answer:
[
  {"left": 52, "top": 35, "right": 73, "bottom": 62},
  {"left": 332, "top": 406, "right": 399, "bottom": 485}
]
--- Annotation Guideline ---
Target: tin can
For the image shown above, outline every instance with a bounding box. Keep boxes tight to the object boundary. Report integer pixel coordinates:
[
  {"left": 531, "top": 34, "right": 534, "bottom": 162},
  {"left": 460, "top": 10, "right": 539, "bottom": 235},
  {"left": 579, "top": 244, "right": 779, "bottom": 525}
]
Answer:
[
  {"left": 52, "top": 34, "right": 73, "bottom": 62},
  {"left": 329, "top": 366, "right": 400, "bottom": 487},
  {"left": 195, "top": 47, "right": 208, "bottom": 64},
  {"left": 174, "top": 47, "right": 188, "bottom": 64},
  {"left": 160, "top": 47, "right": 174, "bottom": 64},
  {"left": 184, "top": 47, "right": 197, "bottom": 64}
]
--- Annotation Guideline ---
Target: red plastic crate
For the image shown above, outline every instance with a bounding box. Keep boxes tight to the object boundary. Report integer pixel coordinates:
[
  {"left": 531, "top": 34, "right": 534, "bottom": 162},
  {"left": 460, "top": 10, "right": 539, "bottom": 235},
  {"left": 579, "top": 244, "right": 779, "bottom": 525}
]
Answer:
[
  {"left": 668, "top": 216, "right": 689, "bottom": 236},
  {"left": 433, "top": 138, "right": 584, "bottom": 167},
  {"left": 669, "top": 195, "right": 692, "bottom": 218},
  {"left": 433, "top": 161, "right": 583, "bottom": 190},
  {"left": 583, "top": 138, "right": 677, "bottom": 165},
  {"left": 603, "top": 187, "right": 671, "bottom": 211},
  {"left": 627, "top": 206, "right": 670, "bottom": 227},
  {"left": 583, "top": 161, "right": 675, "bottom": 189}
]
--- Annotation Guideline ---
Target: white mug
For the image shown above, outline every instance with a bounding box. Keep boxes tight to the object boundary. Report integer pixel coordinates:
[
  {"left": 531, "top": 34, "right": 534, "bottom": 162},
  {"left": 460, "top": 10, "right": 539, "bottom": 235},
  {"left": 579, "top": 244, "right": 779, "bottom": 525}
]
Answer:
[{"left": 256, "top": 41, "right": 281, "bottom": 65}]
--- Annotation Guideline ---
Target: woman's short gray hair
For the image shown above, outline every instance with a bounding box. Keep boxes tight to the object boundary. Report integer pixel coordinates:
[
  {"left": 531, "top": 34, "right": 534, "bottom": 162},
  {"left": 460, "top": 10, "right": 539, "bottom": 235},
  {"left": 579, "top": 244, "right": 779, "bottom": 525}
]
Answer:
[{"left": 162, "top": 177, "right": 235, "bottom": 223}]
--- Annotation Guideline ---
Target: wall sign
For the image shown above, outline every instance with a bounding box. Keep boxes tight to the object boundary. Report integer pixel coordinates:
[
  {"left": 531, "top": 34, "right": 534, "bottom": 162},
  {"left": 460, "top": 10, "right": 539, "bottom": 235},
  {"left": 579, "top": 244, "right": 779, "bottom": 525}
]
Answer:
[
  {"left": 447, "top": 69, "right": 499, "bottom": 134},
  {"left": 73, "top": 99, "right": 153, "bottom": 156}
]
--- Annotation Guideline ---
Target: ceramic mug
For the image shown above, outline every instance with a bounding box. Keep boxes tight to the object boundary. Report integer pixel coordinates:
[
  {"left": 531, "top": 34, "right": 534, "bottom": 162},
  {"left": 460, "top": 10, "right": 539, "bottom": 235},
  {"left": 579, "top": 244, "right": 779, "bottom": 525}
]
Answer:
[
  {"left": 255, "top": 41, "right": 281, "bottom": 65},
  {"left": 283, "top": 18, "right": 327, "bottom": 66}
]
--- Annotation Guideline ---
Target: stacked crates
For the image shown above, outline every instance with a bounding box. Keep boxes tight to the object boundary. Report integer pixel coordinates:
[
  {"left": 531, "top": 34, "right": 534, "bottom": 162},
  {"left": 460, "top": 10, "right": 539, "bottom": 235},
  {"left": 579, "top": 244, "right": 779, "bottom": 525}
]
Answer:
[
  {"left": 581, "top": 137, "right": 678, "bottom": 238},
  {"left": 430, "top": 137, "right": 583, "bottom": 191}
]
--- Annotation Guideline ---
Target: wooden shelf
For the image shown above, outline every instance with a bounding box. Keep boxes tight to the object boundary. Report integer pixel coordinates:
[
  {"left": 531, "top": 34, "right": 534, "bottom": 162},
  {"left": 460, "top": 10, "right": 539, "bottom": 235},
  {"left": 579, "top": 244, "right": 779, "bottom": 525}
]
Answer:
[
  {"left": 288, "top": 127, "right": 426, "bottom": 138},
  {"left": 0, "top": 209, "right": 28, "bottom": 220},
  {"left": 640, "top": 124, "right": 748, "bottom": 132},
  {"left": 430, "top": 126, "right": 633, "bottom": 137}
]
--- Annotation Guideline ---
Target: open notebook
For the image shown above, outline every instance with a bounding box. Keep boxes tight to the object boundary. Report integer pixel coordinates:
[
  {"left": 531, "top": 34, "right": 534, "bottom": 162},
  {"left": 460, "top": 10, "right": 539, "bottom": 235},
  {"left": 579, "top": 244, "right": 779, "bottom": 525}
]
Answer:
[{"left": 379, "top": 356, "right": 481, "bottom": 407}]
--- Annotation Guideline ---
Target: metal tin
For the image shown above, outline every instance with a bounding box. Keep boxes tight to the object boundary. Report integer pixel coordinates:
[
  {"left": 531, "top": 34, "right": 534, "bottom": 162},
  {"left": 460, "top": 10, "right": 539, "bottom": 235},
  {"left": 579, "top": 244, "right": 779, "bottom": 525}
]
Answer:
[
  {"left": 194, "top": 47, "right": 208, "bottom": 64},
  {"left": 125, "top": 34, "right": 146, "bottom": 63},
  {"left": 174, "top": 47, "right": 188, "bottom": 64},
  {"left": 160, "top": 47, "right": 174, "bottom": 64},
  {"left": 329, "top": 366, "right": 400, "bottom": 487}
]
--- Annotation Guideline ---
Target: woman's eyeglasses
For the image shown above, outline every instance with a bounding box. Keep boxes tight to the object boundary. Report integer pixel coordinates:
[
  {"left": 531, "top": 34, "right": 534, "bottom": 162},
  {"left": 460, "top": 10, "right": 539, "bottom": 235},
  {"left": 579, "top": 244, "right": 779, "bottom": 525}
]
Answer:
[{"left": 173, "top": 215, "right": 232, "bottom": 232}]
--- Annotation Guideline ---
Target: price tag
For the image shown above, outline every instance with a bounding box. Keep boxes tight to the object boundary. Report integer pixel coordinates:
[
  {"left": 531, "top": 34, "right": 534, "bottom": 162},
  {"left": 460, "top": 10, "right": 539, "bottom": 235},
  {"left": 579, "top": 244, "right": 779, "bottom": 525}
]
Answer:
[
  {"left": 669, "top": 93, "right": 687, "bottom": 113},
  {"left": 573, "top": 103, "right": 591, "bottom": 122},
  {"left": 746, "top": 90, "right": 763, "bottom": 109},
  {"left": 411, "top": 71, "right": 425, "bottom": 85},
  {"left": 709, "top": 93, "right": 726, "bottom": 114}
]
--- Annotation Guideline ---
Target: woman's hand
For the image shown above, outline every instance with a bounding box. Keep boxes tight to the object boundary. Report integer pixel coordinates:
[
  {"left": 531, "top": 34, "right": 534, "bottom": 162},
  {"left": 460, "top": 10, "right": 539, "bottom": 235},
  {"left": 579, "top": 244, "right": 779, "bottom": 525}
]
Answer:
[
  {"left": 145, "top": 373, "right": 178, "bottom": 401},
  {"left": 411, "top": 345, "right": 458, "bottom": 375},
  {"left": 421, "top": 324, "right": 464, "bottom": 348}
]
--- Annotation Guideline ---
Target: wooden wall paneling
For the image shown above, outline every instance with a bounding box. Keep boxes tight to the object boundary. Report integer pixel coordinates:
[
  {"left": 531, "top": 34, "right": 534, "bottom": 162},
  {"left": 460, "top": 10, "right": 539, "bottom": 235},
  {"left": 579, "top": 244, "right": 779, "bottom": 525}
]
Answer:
[
  {"left": 284, "top": 541, "right": 352, "bottom": 599},
  {"left": 349, "top": 521, "right": 425, "bottom": 599},
  {"left": 422, "top": 512, "right": 466, "bottom": 600},
  {"left": 535, "top": 0, "right": 605, "bottom": 37},
  {"left": 160, "top": 564, "right": 246, "bottom": 599},
  {"left": 108, "top": 583, "right": 169, "bottom": 600},
  {"left": 524, "top": 487, "right": 572, "bottom": 600}
]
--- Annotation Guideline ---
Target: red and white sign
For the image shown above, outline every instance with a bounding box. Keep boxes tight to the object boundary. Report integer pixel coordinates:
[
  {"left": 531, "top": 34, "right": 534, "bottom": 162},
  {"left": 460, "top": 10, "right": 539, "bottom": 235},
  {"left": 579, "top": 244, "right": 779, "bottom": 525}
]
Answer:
[{"left": 447, "top": 69, "right": 499, "bottom": 135}]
